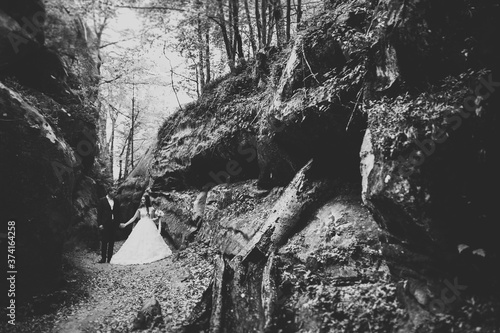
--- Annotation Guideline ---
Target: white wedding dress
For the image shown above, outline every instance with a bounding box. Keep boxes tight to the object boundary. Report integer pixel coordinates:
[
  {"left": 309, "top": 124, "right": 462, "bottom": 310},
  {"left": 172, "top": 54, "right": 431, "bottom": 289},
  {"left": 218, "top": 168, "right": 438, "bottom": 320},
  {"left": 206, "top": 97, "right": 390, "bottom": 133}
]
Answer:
[{"left": 110, "top": 208, "right": 172, "bottom": 265}]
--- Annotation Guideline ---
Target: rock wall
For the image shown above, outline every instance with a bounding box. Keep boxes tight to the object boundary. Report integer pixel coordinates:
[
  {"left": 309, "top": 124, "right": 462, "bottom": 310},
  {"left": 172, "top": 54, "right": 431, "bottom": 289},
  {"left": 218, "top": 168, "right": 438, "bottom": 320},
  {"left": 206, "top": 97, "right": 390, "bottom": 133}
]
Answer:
[
  {"left": 151, "top": 74, "right": 261, "bottom": 193},
  {"left": 0, "top": 0, "right": 101, "bottom": 300},
  {"left": 136, "top": 0, "right": 500, "bottom": 331},
  {"left": 0, "top": 82, "right": 77, "bottom": 297},
  {"left": 360, "top": 0, "right": 500, "bottom": 253},
  {"left": 117, "top": 146, "right": 155, "bottom": 226}
]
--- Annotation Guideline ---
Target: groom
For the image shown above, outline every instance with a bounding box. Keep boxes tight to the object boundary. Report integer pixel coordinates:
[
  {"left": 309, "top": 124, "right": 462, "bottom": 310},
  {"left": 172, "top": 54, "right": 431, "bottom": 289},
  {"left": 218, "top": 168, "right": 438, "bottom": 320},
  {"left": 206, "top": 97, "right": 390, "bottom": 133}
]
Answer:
[{"left": 97, "top": 186, "right": 122, "bottom": 263}]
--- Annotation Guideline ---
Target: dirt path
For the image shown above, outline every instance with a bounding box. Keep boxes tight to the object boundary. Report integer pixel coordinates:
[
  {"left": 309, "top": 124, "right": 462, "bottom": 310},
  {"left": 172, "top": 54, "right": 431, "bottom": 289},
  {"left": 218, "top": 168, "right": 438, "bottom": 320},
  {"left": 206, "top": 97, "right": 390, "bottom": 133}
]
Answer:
[{"left": 2, "top": 240, "right": 214, "bottom": 333}]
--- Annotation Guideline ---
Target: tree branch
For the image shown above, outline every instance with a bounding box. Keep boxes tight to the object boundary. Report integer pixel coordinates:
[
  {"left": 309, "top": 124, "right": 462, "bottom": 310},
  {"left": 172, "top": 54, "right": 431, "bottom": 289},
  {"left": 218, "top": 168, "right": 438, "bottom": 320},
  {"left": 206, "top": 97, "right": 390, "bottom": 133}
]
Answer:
[
  {"left": 163, "top": 42, "right": 184, "bottom": 112},
  {"left": 100, "top": 75, "right": 123, "bottom": 85},
  {"left": 116, "top": 5, "right": 185, "bottom": 12},
  {"left": 100, "top": 37, "right": 138, "bottom": 49}
]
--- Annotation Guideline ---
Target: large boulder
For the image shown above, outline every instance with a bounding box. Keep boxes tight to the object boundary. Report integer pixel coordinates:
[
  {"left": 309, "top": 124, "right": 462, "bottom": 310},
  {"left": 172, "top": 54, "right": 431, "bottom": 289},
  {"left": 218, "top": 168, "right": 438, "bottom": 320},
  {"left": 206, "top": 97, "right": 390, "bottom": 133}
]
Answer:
[{"left": 131, "top": 296, "right": 164, "bottom": 331}]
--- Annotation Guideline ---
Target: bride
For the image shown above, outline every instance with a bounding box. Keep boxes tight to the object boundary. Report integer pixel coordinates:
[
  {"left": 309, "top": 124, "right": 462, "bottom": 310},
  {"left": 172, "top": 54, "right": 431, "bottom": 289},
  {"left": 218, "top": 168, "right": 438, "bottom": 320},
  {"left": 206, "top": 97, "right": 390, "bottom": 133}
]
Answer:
[{"left": 110, "top": 194, "right": 172, "bottom": 265}]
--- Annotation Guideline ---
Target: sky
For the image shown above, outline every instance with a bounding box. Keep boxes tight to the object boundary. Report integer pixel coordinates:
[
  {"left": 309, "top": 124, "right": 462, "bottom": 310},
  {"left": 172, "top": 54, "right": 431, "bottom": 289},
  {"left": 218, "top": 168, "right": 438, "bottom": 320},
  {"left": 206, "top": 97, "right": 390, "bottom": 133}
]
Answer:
[
  {"left": 104, "top": 8, "right": 193, "bottom": 111},
  {"left": 100, "top": 8, "right": 194, "bottom": 178}
]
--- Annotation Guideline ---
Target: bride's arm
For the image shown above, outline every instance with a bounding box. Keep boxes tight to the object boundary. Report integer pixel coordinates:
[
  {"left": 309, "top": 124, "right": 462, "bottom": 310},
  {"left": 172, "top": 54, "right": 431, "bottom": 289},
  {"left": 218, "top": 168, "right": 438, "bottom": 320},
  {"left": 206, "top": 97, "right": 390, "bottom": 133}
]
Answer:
[{"left": 120, "top": 210, "right": 139, "bottom": 228}]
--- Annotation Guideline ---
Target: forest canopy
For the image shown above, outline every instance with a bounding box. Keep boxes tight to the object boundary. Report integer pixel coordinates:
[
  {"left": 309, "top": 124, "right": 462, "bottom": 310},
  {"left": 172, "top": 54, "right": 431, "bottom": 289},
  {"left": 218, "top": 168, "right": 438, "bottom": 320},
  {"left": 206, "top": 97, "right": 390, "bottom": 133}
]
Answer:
[{"left": 65, "top": 0, "right": 322, "bottom": 181}]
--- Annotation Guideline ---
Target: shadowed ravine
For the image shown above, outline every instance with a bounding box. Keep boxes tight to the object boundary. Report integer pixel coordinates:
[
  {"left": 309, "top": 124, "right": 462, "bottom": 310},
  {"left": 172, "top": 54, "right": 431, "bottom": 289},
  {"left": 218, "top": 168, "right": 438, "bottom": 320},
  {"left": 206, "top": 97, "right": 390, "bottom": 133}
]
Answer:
[{"left": 1, "top": 0, "right": 500, "bottom": 332}]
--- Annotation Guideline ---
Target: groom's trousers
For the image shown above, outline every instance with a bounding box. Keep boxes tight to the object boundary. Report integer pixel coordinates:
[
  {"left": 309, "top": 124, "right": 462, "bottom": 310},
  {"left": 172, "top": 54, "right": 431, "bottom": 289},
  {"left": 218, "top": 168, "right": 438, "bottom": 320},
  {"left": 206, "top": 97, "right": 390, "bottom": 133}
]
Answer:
[
  {"left": 100, "top": 227, "right": 115, "bottom": 262},
  {"left": 101, "top": 239, "right": 114, "bottom": 262}
]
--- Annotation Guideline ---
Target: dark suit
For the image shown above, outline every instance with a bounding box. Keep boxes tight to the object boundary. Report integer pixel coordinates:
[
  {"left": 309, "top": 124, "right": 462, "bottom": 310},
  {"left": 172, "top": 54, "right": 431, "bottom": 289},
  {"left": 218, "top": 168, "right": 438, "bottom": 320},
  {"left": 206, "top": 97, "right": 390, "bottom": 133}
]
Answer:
[{"left": 97, "top": 196, "right": 121, "bottom": 262}]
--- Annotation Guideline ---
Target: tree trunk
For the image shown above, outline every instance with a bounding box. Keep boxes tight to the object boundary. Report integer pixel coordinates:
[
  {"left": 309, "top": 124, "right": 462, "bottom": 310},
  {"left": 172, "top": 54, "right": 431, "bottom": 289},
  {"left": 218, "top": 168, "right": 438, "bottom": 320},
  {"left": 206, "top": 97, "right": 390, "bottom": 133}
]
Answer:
[
  {"left": 124, "top": 135, "right": 130, "bottom": 178},
  {"left": 109, "top": 113, "right": 116, "bottom": 179},
  {"left": 286, "top": 0, "right": 291, "bottom": 42},
  {"left": 119, "top": 127, "right": 131, "bottom": 180},
  {"left": 195, "top": 0, "right": 206, "bottom": 91},
  {"left": 255, "top": 0, "right": 262, "bottom": 49},
  {"left": 244, "top": 0, "right": 257, "bottom": 55},
  {"left": 105, "top": 103, "right": 120, "bottom": 179},
  {"left": 98, "top": 98, "right": 107, "bottom": 160},
  {"left": 130, "top": 83, "right": 135, "bottom": 170},
  {"left": 297, "top": 0, "right": 302, "bottom": 24},
  {"left": 118, "top": 158, "right": 123, "bottom": 181},
  {"left": 266, "top": 1, "right": 275, "bottom": 47},
  {"left": 197, "top": 17, "right": 206, "bottom": 91},
  {"left": 205, "top": 30, "right": 211, "bottom": 84},
  {"left": 228, "top": 0, "right": 235, "bottom": 60},
  {"left": 217, "top": 0, "right": 235, "bottom": 72},
  {"left": 205, "top": 0, "right": 211, "bottom": 84},
  {"left": 261, "top": 0, "right": 267, "bottom": 47},
  {"left": 232, "top": 0, "right": 246, "bottom": 67},
  {"left": 195, "top": 63, "right": 200, "bottom": 98},
  {"left": 273, "top": 0, "right": 285, "bottom": 48}
]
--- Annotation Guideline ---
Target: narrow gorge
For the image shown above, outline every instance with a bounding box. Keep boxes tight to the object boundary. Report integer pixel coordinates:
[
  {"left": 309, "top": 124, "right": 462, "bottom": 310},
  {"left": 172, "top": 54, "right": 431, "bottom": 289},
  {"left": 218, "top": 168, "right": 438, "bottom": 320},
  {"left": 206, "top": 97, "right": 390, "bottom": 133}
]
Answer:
[{"left": 1, "top": 0, "right": 499, "bottom": 332}]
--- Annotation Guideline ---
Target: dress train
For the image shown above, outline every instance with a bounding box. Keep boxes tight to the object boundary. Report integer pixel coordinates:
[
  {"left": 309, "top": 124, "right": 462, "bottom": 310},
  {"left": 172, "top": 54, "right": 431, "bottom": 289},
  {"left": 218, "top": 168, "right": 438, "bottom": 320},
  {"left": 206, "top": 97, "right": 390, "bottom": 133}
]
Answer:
[{"left": 110, "top": 208, "right": 172, "bottom": 265}]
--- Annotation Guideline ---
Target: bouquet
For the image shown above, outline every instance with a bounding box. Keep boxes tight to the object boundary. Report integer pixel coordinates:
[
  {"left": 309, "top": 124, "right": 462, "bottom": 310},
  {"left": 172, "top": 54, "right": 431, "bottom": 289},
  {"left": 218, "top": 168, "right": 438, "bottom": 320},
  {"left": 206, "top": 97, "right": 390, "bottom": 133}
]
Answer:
[{"left": 155, "top": 209, "right": 165, "bottom": 233}]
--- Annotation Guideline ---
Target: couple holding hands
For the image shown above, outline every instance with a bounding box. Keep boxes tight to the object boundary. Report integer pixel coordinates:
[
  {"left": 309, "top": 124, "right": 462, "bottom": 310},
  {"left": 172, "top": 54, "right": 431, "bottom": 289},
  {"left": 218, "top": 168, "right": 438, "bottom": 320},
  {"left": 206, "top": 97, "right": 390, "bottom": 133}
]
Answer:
[{"left": 97, "top": 188, "right": 171, "bottom": 265}]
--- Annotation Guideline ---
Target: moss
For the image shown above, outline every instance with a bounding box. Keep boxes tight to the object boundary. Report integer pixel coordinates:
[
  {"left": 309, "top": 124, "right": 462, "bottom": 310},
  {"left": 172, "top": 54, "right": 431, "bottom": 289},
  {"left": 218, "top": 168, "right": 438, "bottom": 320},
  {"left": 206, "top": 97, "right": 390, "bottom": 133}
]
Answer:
[
  {"left": 367, "top": 69, "right": 490, "bottom": 159},
  {"left": 156, "top": 67, "right": 266, "bottom": 154}
]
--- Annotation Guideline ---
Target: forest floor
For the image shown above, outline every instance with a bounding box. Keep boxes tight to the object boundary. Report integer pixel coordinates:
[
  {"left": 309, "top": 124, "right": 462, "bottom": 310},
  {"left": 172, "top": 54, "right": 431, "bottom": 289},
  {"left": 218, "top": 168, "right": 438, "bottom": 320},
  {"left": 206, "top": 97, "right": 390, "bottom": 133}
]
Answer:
[{"left": 1, "top": 239, "right": 215, "bottom": 333}]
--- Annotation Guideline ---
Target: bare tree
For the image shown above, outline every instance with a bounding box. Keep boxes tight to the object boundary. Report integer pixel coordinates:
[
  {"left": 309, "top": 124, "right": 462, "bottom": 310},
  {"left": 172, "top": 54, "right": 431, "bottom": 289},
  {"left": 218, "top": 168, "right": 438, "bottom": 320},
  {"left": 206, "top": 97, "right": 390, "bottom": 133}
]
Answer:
[
  {"left": 244, "top": 0, "right": 257, "bottom": 55},
  {"left": 217, "top": 0, "right": 236, "bottom": 72},
  {"left": 297, "top": 0, "right": 302, "bottom": 24},
  {"left": 255, "top": 0, "right": 263, "bottom": 49},
  {"left": 231, "top": 0, "right": 246, "bottom": 67},
  {"left": 261, "top": 0, "right": 267, "bottom": 47},
  {"left": 272, "top": 0, "right": 285, "bottom": 47},
  {"left": 106, "top": 103, "right": 120, "bottom": 179},
  {"left": 286, "top": 0, "right": 291, "bottom": 41},
  {"left": 130, "top": 82, "right": 136, "bottom": 170}
]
